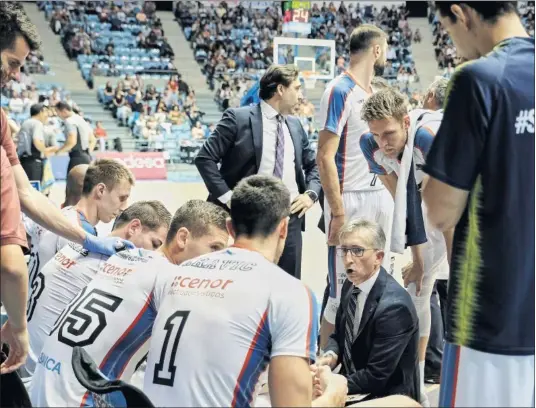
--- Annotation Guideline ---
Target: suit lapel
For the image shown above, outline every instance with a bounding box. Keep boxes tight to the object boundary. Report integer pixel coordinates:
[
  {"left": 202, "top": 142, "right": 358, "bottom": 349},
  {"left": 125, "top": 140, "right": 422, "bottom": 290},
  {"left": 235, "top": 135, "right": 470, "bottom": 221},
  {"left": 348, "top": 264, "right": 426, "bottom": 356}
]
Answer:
[
  {"left": 356, "top": 268, "right": 388, "bottom": 339},
  {"left": 250, "top": 105, "right": 263, "bottom": 170}
]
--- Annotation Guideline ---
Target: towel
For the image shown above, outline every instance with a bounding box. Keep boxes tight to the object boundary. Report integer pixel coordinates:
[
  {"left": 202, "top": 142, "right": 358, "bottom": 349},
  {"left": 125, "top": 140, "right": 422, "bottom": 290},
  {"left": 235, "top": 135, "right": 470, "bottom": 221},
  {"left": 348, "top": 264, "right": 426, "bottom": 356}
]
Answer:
[
  {"left": 391, "top": 120, "right": 427, "bottom": 254},
  {"left": 41, "top": 158, "right": 55, "bottom": 196}
]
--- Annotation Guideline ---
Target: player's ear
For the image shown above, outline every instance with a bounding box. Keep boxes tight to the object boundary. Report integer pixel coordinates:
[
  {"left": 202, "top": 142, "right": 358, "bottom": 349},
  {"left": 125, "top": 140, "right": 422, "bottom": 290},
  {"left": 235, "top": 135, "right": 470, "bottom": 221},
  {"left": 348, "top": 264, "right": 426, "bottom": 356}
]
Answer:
[
  {"left": 175, "top": 227, "right": 189, "bottom": 249},
  {"left": 278, "top": 216, "right": 289, "bottom": 241},
  {"left": 95, "top": 183, "right": 105, "bottom": 198},
  {"left": 127, "top": 219, "right": 142, "bottom": 236},
  {"left": 403, "top": 115, "right": 410, "bottom": 130},
  {"left": 225, "top": 218, "right": 236, "bottom": 240},
  {"left": 450, "top": 4, "right": 469, "bottom": 29}
]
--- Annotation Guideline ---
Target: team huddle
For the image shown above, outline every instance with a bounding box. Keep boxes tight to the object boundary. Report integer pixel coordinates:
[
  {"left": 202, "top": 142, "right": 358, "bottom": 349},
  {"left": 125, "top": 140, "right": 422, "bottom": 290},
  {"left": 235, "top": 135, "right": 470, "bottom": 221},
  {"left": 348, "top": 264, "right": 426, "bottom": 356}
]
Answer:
[{"left": 1, "top": 1, "right": 534, "bottom": 408}]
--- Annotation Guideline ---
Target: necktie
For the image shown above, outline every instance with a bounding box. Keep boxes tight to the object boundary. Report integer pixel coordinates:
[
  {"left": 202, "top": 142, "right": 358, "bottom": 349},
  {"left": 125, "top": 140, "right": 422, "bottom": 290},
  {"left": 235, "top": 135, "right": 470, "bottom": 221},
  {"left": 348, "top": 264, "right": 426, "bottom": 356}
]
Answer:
[
  {"left": 343, "top": 286, "right": 361, "bottom": 374},
  {"left": 273, "top": 115, "right": 285, "bottom": 179}
]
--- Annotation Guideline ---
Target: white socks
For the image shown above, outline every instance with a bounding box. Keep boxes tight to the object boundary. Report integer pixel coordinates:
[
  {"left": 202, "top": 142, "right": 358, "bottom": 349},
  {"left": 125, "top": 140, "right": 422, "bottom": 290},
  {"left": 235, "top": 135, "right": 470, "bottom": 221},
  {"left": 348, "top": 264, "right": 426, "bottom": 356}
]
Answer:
[{"left": 420, "top": 361, "right": 430, "bottom": 407}]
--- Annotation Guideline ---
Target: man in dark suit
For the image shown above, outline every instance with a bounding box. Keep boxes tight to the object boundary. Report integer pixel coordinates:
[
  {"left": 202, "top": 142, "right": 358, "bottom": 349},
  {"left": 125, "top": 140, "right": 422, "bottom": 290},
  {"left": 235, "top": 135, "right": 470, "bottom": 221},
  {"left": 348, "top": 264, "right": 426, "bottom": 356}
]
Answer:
[
  {"left": 195, "top": 64, "right": 321, "bottom": 279},
  {"left": 317, "top": 218, "right": 420, "bottom": 402}
]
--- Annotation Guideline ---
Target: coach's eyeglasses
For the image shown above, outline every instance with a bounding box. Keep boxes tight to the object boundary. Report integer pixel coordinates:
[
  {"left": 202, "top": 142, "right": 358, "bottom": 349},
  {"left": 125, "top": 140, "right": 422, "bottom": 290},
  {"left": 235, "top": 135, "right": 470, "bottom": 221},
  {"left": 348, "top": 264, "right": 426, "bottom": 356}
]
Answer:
[{"left": 337, "top": 246, "right": 378, "bottom": 258}]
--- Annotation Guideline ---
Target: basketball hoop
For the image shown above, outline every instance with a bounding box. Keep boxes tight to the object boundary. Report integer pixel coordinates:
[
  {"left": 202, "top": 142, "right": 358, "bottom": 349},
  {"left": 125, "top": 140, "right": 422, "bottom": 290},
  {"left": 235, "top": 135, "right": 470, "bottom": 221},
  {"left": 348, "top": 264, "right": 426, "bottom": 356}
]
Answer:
[{"left": 302, "top": 71, "right": 317, "bottom": 90}]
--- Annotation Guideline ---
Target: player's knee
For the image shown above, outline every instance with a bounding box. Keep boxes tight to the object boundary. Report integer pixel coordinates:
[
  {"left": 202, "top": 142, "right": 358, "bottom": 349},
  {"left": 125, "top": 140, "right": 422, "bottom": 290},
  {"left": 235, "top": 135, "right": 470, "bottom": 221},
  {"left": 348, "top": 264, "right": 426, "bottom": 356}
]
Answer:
[{"left": 409, "top": 290, "right": 432, "bottom": 337}]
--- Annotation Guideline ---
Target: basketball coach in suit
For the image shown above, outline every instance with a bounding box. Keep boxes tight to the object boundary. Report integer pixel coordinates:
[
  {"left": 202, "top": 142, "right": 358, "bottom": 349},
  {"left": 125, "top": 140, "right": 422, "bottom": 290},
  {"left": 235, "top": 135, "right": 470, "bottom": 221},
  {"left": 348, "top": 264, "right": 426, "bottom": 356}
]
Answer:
[
  {"left": 317, "top": 219, "right": 420, "bottom": 401},
  {"left": 195, "top": 64, "right": 321, "bottom": 279}
]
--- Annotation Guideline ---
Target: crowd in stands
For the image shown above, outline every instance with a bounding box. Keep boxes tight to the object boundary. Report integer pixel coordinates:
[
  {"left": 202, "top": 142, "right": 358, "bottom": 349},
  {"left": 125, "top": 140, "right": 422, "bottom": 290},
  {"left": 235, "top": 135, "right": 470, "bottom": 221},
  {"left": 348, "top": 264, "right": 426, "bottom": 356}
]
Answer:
[
  {"left": 25, "top": 50, "right": 51, "bottom": 75},
  {"left": 38, "top": 0, "right": 176, "bottom": 85},
  {"left": 176, "top": 1, "right": 419, "bottom": 113},
  {"left": 97, "top": 73, "right": 211, "bottom": 155},
  {"left": 429, "top": 1, "right": 535, "bottom": 78},
  {"left": 1, "top": 73, "right": 88, "bottom": 151}
]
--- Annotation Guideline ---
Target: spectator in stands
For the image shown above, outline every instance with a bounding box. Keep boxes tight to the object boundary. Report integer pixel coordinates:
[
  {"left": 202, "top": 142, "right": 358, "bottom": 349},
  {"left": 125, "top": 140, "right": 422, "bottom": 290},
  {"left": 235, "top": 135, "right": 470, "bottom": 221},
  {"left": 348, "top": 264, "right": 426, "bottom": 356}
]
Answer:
[
  {"left": 94, "top": 121, "right": 107, "bottom": 152},
  {"left": 413, "top": 28, "right": 422, "bottom": 43},
  {"left": 191, "top": 120, "right": 205, "bottom": 140},
  {"left": 168, "top": 104, "right": 183, "bottom": 125},
  {"left": 128, "top": 93, "right": 145, "bottom": 129}
]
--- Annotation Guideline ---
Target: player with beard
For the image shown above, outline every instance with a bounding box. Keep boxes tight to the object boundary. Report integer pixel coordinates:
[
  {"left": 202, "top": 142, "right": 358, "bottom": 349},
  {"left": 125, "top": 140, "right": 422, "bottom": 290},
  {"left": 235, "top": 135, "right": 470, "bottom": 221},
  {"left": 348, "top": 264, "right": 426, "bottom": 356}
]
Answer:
[{"left": 316, "top": 25, "right": 394, "bottom": 349}]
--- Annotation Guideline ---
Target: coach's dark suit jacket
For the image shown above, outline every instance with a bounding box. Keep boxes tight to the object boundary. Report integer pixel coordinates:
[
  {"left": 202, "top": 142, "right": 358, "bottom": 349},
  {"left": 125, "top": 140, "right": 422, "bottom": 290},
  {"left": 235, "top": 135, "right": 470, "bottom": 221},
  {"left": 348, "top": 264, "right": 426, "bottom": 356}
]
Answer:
[
  {"left": 325, "top": 268, "right": 420, "bottom": 401},
  {"left": 194, "top": 104, "right": 321, "bottom": 278},
  {"left": 194, "top": 104, "right": 321, "bottom": 215}
]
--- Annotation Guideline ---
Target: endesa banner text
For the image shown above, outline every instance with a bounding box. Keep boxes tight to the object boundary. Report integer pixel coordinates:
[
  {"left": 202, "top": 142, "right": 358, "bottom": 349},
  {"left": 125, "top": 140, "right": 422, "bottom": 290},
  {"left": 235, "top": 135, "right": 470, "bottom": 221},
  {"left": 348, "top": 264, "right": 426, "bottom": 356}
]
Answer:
[{"left": 95, "top": 152, "right": 168, "bottom": 180}]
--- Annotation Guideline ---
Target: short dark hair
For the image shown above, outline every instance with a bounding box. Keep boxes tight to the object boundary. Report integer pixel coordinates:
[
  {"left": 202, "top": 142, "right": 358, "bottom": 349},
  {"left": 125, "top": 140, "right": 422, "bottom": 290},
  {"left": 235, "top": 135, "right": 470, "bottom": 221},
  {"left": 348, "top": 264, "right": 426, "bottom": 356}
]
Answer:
[
  {"left": 30, "top": 103, "right": 45, "bottom": 117},
  {"left": 113, "top": 200, "right": 171, "bottom": 231},
  {"left": 434, "top": 2, "right": 518, "bottom": 23},
  {"left": 55, "top": 101, "right": 72, "bottom": 112},
  {"left": 0, "top": 2, "right": 41, "bottom": 53},
  {"left": 230, "top": 175, "right": 290, "bottom": 238},
  {"left": 165, "top": 200, "right": 228, "bottom": 244},
  {"left": 349, "top": 24, "right": 387, "bottom": 55},
  {"left": 82, "top": 159, "right": 135, "bottom": 195},
  {"left": 259, "top": 64, "right": 299, "bottom": 100}
]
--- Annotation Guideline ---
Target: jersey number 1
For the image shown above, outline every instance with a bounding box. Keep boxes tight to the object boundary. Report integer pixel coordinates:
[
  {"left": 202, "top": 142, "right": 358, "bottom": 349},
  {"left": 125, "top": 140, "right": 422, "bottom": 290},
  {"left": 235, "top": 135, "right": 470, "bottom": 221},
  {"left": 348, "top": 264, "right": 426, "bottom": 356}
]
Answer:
[{"left": 153, "top": 311, "right": 190, "bottom": 387}]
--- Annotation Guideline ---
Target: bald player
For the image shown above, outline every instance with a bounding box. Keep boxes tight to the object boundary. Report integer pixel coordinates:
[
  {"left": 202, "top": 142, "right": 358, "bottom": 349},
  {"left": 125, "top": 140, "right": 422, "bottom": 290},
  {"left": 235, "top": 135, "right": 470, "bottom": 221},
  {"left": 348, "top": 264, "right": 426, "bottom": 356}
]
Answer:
[{"left": 63, "top": 164, "right": 89, "bottom": 208}]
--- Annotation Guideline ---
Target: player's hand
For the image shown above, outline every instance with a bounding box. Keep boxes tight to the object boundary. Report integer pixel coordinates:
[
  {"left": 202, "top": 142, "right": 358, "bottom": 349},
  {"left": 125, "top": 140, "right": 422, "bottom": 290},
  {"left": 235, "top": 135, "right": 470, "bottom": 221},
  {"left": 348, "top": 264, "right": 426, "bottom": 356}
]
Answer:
[
  {"left": 316, "top": 354, "right": 337, "bottom": 369},
  {"left": 316, "top": 366, "right": 348, "bottom": 406},
  {"left": 290, "top": 193, "right": 314, "bottom": 218},
  {"left": 83, "top": 234, "right": 135, "bottom": 256},
  {"left": 402, "top": 261, "right": 425, "bottom": 296},
  {"left": 310, "top": 364, "right": 323, "bottom": 398},
  {"left": 328, "top": 214, "right": 345, "bottom": 246},
  {"left": 0, "top": 321, "right": 29, "bottom": 374}
]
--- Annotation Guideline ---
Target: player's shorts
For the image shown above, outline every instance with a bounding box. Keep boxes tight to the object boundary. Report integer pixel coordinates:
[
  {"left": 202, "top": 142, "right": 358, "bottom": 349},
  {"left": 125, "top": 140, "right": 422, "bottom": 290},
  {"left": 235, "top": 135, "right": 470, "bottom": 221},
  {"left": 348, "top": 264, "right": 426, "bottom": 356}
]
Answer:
[
  {"left": 323, "top": 189, "right": 393, "bottom": 324},
  {"left": 440, "top": 342, "right": 535, "bottom": 407}
]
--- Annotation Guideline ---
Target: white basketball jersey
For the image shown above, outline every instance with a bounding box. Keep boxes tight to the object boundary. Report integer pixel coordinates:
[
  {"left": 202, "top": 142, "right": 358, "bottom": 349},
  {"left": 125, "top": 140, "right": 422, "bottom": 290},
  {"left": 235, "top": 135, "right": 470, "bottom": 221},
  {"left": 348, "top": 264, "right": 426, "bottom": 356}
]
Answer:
[
  {"left": 36, "top": 206, "right": 96, "bottom": 274},
  {"left": 319, "top": 72, "right": 385, "bottom": 192},
  {"left": 143, "top": 247, "right": 319, "bottom": 407},
  {"left": 30, "top": 248, "right": 166, "bottom": 408},
  {"left": 25, "top": 242, "right": 107, "bottom": 376}
]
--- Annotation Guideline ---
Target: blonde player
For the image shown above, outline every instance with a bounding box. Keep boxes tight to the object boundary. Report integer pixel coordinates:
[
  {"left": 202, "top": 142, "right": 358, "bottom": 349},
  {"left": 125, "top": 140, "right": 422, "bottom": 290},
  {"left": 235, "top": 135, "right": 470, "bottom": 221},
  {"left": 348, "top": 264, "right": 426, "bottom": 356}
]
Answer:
[
  {"left": 29, "top": 201, "right": 229, "bottom": 407},
  {"left": 23, "top": 201, "right": 170, "bottom": 379},
  {"left": 316, "top": 25, "right": 394, "bottom": 348},
  {"left": 29, "top": 159, "right": 134, "bottom": 282},
  {"left": 359, "top": 88, "right": 449, "bottom": 407}
]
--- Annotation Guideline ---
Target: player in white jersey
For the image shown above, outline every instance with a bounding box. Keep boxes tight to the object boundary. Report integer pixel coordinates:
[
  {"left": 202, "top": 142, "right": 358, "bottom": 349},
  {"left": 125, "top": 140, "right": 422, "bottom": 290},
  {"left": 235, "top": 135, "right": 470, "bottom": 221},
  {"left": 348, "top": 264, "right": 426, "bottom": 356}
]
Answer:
[
  {"left": 360, "top": 86, "right": 451, "bottom": 407},
  {"left": 24, "top": 201, "right": 170, "bottom": 378},
  {"left": 142, "top": 175, "right": 339, "bottom": 407},
  {"left": 36, "top": 159, "right": 134, "bottom": 272},
  {"left": 316, "top": 24, "right": 394, "bottom": 348},
  {"left": 29, "top": 200, "right": 229, "bottom": 407}
]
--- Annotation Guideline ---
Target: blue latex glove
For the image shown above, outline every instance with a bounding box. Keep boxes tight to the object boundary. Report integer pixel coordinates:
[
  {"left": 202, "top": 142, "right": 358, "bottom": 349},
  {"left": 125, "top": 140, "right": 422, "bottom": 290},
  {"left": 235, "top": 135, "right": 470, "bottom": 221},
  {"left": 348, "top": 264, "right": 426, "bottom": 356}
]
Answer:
[{"left": 82, "top": 234, "right": 135, "bottom": 256}]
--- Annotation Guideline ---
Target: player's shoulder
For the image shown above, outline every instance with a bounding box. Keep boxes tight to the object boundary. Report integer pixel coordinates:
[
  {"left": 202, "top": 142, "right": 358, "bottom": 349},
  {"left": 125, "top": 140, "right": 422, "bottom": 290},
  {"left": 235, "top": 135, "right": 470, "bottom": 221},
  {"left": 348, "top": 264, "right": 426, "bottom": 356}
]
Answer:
[
  {"left": 323, "top": 73, "right": 357, "bottom": 99},
  {"left": 359, "top": 131, "right": 378, "bottom": 151}
]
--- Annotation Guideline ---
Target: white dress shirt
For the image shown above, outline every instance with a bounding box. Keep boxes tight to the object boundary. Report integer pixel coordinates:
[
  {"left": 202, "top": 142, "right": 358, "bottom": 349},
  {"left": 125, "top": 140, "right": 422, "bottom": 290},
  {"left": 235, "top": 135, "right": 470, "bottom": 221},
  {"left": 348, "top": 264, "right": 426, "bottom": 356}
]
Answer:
[
  {"left": 258, "top": 100, "right": 299, "bottom": 200},
  {"left": 218, "top": 101, "right": 300, "bottom": 204},
  {"left": 351, "top": 268, "right": 380, "bottom": 339},
  {"left": 323, "top": 268, "right": 380, "bottom": 357}
]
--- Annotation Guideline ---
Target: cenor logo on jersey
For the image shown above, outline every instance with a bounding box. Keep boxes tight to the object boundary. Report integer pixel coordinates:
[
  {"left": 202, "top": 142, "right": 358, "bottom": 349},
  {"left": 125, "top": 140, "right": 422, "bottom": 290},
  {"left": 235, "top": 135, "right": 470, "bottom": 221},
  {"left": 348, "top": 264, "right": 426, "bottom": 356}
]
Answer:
[{"left": 54, "top": 252, "right": 76, "bottom": 269}]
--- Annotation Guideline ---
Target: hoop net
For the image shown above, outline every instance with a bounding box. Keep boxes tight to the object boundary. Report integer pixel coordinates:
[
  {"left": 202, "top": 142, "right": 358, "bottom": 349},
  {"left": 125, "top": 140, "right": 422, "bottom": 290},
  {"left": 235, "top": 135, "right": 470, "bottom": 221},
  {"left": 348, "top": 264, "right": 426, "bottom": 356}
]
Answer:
[{"left": 302, "top": 71, "right": 317, "bottom": 90}]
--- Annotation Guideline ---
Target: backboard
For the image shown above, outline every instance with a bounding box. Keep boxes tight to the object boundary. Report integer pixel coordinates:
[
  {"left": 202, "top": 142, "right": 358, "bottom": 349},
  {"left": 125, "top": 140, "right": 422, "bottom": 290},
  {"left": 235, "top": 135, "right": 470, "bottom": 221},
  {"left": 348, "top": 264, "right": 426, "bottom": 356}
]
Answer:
[{"left": 273, "top": 37, "right": 336, "bottom": 82}]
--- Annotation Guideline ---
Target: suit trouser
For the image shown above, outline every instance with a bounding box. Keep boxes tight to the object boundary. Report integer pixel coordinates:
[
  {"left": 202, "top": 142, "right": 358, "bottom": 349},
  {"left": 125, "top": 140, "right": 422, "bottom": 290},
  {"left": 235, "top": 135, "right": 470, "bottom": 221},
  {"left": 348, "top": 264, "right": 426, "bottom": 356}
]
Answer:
[{"left": 277, "top": 214, "right": 302, "bottom": 280}]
